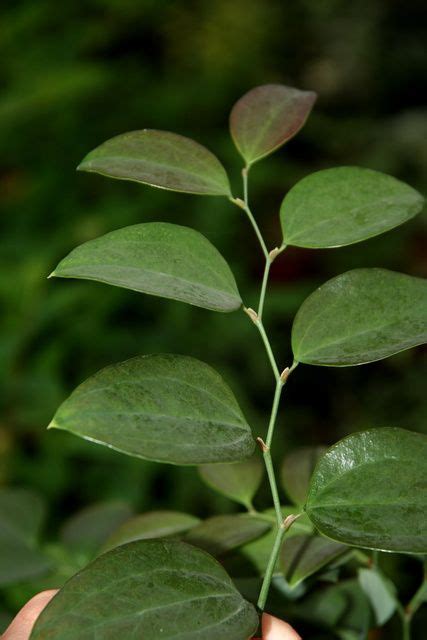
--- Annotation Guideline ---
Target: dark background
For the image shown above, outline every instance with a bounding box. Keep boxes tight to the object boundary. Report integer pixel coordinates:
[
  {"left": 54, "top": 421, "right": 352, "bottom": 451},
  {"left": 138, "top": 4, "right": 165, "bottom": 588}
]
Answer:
[{"left": 1, "top": 0, "right": 426, "bottom": 634}]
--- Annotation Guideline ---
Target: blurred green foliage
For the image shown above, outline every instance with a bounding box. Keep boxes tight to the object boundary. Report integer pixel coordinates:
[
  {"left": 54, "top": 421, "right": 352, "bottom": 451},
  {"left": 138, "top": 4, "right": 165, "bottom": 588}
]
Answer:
[{"left": 0, "top": 0, "right": 426, "bottom": 636}]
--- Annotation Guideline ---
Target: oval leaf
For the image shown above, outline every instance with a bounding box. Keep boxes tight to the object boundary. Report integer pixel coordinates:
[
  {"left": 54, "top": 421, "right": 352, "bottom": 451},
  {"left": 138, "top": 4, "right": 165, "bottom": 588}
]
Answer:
[
  {"left": 229, "top": 84, "right": 316, "bottom": 165},
  {"left": 199, "top": 456, "right": 263, "bottom": 509},
  {"left": 103, "top": 511, "right": 200, "bottom": 552},
  {"left": 281, "top": 167, "right": 424, "bottom": 248},
  {"left": 48, "top": 354, "right": 255, "bottom": 465},
  {"left": 280, "top": 534, "right": 349, "bottom": 587},
  {"left": 50, "top": 222, "right": 242, "bottom": 313},
  {"left": 30, "top": 539, "right": 258, "bottom": 640},
  {"left": 281, "top": 446, "right": 327, "bottom": 505},
  {"left": 185, "top": 515, "right": 270, "bottom": 556},
  {"left": 292, "top": 268, "right": 427, "bottom": 366},
  {"left": 77, "top": 129, "right": 231, "bottom": 196},
  {"left": 305, "top": 428, "right": 427, "bottom": 553},
  {"left": 61, "top": 501, "right": 134, "bottom": 556}
]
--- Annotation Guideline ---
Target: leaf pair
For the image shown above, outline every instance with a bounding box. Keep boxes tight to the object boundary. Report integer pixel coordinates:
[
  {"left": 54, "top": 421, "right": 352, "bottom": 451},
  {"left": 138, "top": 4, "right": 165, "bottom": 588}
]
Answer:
[{"left": 77, "top": 85, "right": 317, "bottom": 196}]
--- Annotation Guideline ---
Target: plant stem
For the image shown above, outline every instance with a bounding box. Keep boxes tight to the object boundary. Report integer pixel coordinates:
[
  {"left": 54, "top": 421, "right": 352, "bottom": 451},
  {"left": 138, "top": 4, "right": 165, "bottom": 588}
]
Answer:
[
  {"left": 257, "top": 523, "right": 286, "bottom": 610},
  {"left": 230, "top": 166, "right": 269, "bottom": 259},
  {"left": 406, "top": 577, "right": 427, "bottom": 620},
  {"left": 255, "top": 319, "right": 281, "bottom": 381},
  {"left": 401, "top": 611, "right": 411, "bottom": 640},
  {"left": 258, "top": 258, "right": 271, "bottom": 320},
  {"left": 239, "top": 167, "right": 299, "bottom": 612}
]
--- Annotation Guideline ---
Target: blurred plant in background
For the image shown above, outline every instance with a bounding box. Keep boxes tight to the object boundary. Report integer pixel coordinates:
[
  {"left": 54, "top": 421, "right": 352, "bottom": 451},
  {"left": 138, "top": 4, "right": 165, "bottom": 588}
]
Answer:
[{"left": 0, "top": 0, "right": 426, "bottom": 636}]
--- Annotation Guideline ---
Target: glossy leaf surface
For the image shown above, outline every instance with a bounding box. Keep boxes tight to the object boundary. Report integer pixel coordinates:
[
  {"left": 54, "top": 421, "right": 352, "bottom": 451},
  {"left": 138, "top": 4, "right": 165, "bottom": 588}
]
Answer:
[
  {"left": 305, "top": 428, "right": 427, "bottom": 552},
  {"left": 358, "top": 568, "right": 397, "bottom": 625},
  {"left": 292, "top": 268, "right": 427, "bottom": 366},
  {"left": 198, "top": 456, "right": 263, "bottom": 509},
  {"left": 30, "top": 540, "right": 258, "bottom": 640},
  {"left": 78, "top": 129, "right": 231, "bottom": 196},
  {"left": 280, "top": 534, "right": 348, "bottom": 586},
  {"left": 51, "top": 223, "right": 242, "bottom": 313},
  {"left": 230, "top": 84, "right": 316, "bottom": 165},
  {"left": 49, "top": 354, "right": 255, "bottom": 465},
  {"left": 185, "top": 515, "right": 270, "bottom": 556},
  {"left": 281, "top": 446, "right": 327, "bottom": 505},
  {"left": 103, "top": 511, "right": 200, "bottom": 552},
  {"left": 281, "top": 167, "right": 424, "bottom": 248}
]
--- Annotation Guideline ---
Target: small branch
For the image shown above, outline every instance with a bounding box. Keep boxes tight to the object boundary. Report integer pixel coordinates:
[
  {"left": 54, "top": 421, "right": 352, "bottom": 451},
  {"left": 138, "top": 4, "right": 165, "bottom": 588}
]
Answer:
[
  {"left": 230, "top": 166, "right": 269, "bottom": 259},
  {"left": 258, "top": 258, "right": 271, "bottom": 321},
  {"left": 257, "top": 512, "right": 300, "bottom": 611}
]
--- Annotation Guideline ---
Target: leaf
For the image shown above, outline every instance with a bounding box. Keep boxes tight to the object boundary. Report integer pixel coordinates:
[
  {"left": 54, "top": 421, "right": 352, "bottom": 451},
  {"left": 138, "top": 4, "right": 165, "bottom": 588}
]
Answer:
[
  {"left": 61, "top": 501, "right": 134, "bottom": 556},
  {"left": 185, "top": 515, "right": 270, "bottom": 556},
  {"left": 198, "top": 456, "right": 263, "bottom": 509},
  {"left": 0, "top": 489, "right": 51, "bottom": 586},
  {"left": 296, "top": 579, "right": 371, "bottom": 636},
  {"left": 280, "top": 167, "right": 424, "bottom": 248},
  {"left": 280, "top": 534, "right": 349, "bottom": 587},
  {"left": 50, "top": 222, "right": 242, "bottom": 313},
  {"left": 281, "top": 446, "right": 327, "bottom": 505},
  {"left": 229, "top": 84, "right": 316, "bottom": 165},
  {"left": 358, "top": 568, "right": 397, "bottom": 626},
  {"left": 103, "top": 511, "right": 200, "bottom": 552},
  {"left": 305, "top": 427, "right": 427, "bottom": 553},
  {"left": 49, "top": 354, "right": 255, "bottom": 465},
  {"left": 30, "top": 540, "right": 258, "bottom": 640},
  {"left": 241, "top": 508, "right": 313, "bottom": 576},
  {"left": 292, "top": 268, "right": 427, "bottom": 366},
  {"left": 77, "top": 129, "right": 231, "bottom": 196}
]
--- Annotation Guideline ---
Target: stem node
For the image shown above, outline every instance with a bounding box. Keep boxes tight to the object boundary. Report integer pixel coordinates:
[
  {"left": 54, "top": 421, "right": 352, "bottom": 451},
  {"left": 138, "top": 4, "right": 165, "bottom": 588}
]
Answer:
[
  {"left": 244, "top": 306, "right": 259, "bottom": 324},
  {"left": 256, "top": 436, "right": 269, "bottom": 453}
]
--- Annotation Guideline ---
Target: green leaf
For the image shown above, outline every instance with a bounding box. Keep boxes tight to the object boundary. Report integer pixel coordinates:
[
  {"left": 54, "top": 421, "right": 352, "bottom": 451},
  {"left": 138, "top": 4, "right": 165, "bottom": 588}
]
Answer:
[
  {"left": 281, "top": 446, "right": 327, "bottom": 505},
  {"left": 305, "top": 427, "right": 427, "bottom": 553},
  {"left": 50, "top": 222, "right": 242, "bottom": 313},
  {"left": 185, "top": 515, "right": 270, "bottom": 556},
  {"left": 61, "top": 501, "right": 134, "bottom": 556},
  {"left": 103, "top": 511, "right": 200, "bottom": 552},
  {"left": 0, "top": 489, "right": 51, "bottom": 586},
  {"left": 30, "top": 540, "right": 258, "bottom": 640},
  {"left": 280, "top": 534, "right": 349, "bottom": 587},
  {"left": 198, "top": 456, "right": 263, "bottom": 509},
  {"left": 292, "top": 268, "right": 427, "bottom": 366},
  {"left": 296, "top": 579, "right": 371, "bottom": 637},
  {"left": 280, "top": 167, "right": 424, "bottom": 248},
  {"left": 230, "top": 84, "right": 316, "bottom": 165},
  {"left": 49, "top": 354, "right": 255, "bottom": 465},
  {"left": 77, "top": 129, "right": 231, "bottom": 196},
  {"left": 358, "top": 568, "right": 397, "bottom": 626}
]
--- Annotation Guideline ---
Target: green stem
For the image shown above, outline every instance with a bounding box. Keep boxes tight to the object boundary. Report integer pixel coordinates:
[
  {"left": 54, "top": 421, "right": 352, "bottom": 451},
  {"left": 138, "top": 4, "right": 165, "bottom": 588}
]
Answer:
[
  {"left": 401, "top": 613, "right": 411, "bottom": 640},
  {"left": 240, "top": 166, "right": 298, "bottom": 612},
  {"left": 231, "top": 166, "right": 269, "bottom": 259},
  {"left": 258, "top": 258, "right": 271, "bottom": 321},
  {"left": 257, "top": 524, "right": 286, "bottom": 610},
  {"left": 406, "top": 578, "right": 427, "bottom": 620},
  {"left": 255, "top": 319, "right": 280, "bottom": 381}
]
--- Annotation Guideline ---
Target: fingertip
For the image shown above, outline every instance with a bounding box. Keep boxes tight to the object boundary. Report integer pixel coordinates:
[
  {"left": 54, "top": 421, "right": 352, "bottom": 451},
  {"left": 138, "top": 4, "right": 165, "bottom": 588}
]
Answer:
[
  {"left": 3, "top": 590, "right": 58, "bottom": 640},
  {"left": 261, "top": 613, "right": 302, "bottom": 639}
]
